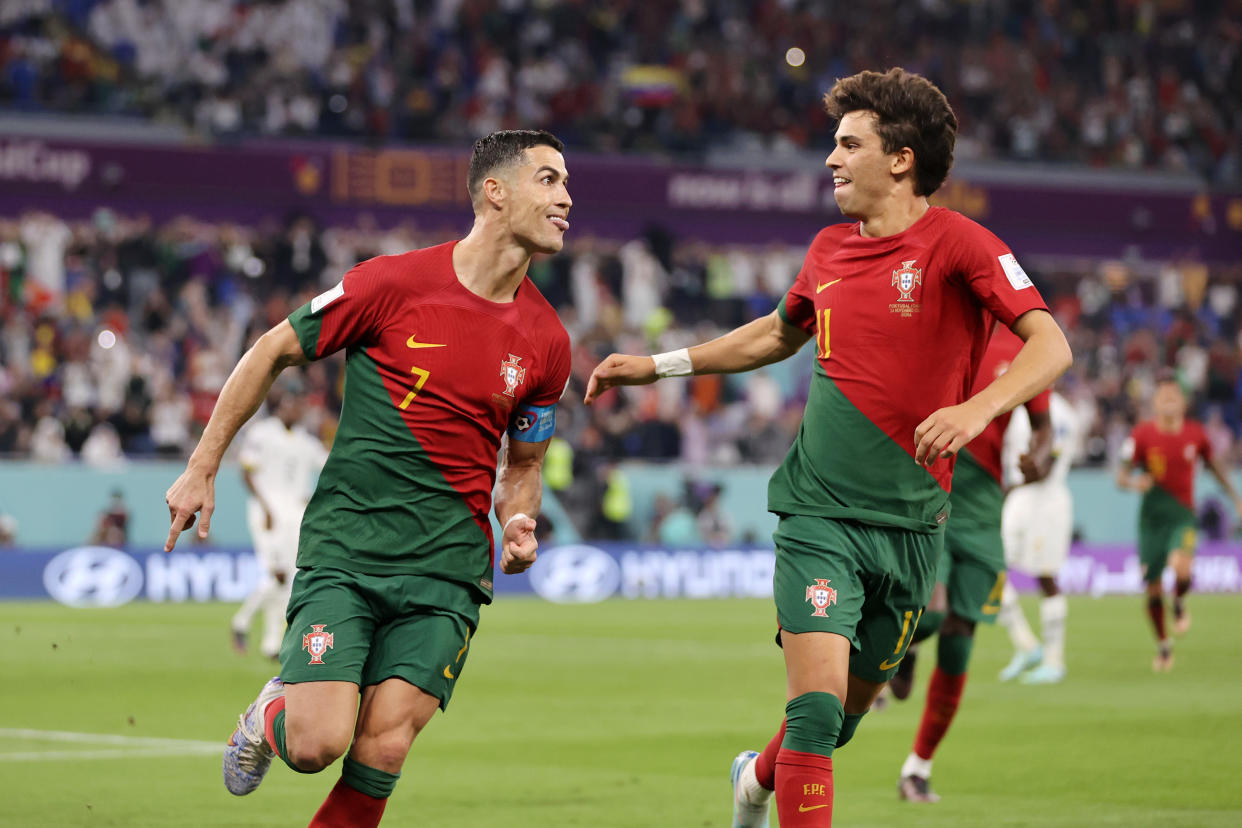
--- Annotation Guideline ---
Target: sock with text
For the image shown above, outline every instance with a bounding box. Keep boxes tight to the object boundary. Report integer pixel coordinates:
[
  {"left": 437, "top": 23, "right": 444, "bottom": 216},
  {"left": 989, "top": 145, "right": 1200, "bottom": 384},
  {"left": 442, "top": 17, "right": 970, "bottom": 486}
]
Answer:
[{"left": 775, "top": 692, "right": 842, "bottom": 826}]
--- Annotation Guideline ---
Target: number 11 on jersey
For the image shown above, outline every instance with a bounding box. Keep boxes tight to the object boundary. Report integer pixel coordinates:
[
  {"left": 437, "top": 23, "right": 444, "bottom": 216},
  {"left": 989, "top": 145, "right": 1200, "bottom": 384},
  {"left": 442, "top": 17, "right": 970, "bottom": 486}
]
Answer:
[{"left": 817, "top": 308, "right": 831, "bottom": 359}]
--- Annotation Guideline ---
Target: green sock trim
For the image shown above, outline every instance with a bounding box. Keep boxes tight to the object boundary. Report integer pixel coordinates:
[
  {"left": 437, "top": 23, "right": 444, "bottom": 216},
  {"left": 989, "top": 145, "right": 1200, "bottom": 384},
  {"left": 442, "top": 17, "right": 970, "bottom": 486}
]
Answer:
[
  {"left": 781, "top": 691, "right": 844, "bottom": 757},
  {"left": 835, "top": 712, "right": 864, "bottom": 749},
  {"left": 342, "top": 756, "right": 401, "bottom": 799},
  {"left": 936, "top": 632, "right": 973, "bottom": 675},
  {"left": 912, "top": 609, "right": 944, "bottom": 645},
  {"left": 270, "top": 709, "right": 315, "bottom": 775}
]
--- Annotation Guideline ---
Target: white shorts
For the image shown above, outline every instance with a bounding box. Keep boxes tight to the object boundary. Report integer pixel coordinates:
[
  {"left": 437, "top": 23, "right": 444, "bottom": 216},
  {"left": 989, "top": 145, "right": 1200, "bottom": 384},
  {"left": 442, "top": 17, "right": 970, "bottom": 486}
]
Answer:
[
  {"left": 246, "top": 499, "right": 301, "bottom": 573},
  {"left": 1002, "top": 482, "right": 1073, "bottom": 576}
]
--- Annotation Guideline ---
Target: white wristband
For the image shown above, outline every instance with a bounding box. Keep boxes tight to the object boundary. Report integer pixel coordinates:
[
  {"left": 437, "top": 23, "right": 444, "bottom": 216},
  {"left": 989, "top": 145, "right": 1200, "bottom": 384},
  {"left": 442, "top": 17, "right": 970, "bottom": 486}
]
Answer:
[
  {"left": 652, "top": 348, "right": 693, "bottom": 378},
  {"left": 503, "top": 512, "right": 531, "bottom": 531}
]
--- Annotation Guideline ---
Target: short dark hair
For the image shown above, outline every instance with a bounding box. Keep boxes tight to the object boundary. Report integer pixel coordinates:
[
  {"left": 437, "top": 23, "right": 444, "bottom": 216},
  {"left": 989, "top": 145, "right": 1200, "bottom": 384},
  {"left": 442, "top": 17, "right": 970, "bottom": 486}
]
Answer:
[
  {"left": 823, "top": 68, "right": 957, "bottom": 197},
  {"left": 467, "top": 129, "right": 564, "bottom": 204}
]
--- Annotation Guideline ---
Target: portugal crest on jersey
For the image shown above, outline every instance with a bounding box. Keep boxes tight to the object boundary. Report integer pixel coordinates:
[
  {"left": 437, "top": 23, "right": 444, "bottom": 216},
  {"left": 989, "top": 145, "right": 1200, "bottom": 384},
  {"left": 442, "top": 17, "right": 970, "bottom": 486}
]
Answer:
[
  {"left": 892, "top": 260, "right": 923, "bottom": 302},
  {"left": 302, "top": 624, "right": 334, "bottom": 665},
  {"left": 805, "top": 578, "right": 838, "bottom": 618},
  {"left": 500, "top": 354, "right": 526, "bottom": 397}
]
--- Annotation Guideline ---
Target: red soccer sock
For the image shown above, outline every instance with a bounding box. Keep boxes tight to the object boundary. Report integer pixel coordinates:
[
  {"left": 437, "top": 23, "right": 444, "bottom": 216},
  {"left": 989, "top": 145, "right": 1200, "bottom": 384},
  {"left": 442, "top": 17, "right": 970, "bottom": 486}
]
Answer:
[
  {"left": 912, "top": 667, "right": 967, "bottom": 761},
  {"left": 754, "top": 718, "right": 786, "bottom": 791},
  {"left": 307, "top": 779, "right": 388, "bottom": 828},
  {"left": 774, "top": 748, "right": 833, "bottom": 826},
  {"left": 1147, "top": 596, "right": 1167, "bottom": 640},
  {"left": 263, "top": 695, "right": 287, "bottom": 756}
]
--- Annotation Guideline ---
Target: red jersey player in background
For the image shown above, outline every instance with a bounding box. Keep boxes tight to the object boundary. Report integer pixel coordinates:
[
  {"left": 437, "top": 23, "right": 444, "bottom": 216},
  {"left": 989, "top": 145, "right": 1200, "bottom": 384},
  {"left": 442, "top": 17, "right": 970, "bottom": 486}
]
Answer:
[
  {"left": 1117, "top": 375, "right": 1242, "bottom": 671},
  {"left": 585, "top": 68, "right": 1071, "bottom": 828},
  {"left": 890, "top": 324, "right": 1053, "bottom": 803},
  {"left": 164, "top": 129, "right": 572, "bottom": 827}
]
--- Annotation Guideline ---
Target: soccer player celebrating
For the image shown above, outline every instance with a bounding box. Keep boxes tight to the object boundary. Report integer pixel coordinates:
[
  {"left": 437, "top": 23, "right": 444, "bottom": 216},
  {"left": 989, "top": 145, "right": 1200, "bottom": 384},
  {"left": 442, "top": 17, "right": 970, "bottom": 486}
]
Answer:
[
  {"left": 997, "top": 390, "right": 1082, "bottom": 684},
  {"left": 891, "top": 325, "right": 1054, "bottom": 804},
  {"left": 164, "top": 129, "right": 572, "bottom": 827},
  {"left": 230, "top": 382, "right": 327, "bottom": 660},
  {"left": 585, "top": 68, "right": 1071, "bottom": 828},
  {"left": 1116, "top": 375, "right": 1242, "bottom": 672}
]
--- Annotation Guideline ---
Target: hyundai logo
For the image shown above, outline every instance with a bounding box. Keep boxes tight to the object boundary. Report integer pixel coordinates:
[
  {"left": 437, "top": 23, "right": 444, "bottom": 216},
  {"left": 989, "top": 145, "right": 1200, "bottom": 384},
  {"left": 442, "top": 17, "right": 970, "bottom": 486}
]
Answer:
[
  {"left": 528, "top": 544, "right": 620, "bottom": 604},
  {"left": 43, "top": 546, "right": 144, "bottom": 608}
]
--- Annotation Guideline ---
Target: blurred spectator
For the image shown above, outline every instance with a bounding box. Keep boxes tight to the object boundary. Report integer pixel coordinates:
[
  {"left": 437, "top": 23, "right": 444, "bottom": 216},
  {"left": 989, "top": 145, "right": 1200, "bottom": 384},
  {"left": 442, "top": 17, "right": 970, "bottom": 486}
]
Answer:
[
  {"left": 90, "top": 487, "right": 128, "bottom": 547},
  {"left": 0, "top": 2, "right": 1239, "bottom": 183}
]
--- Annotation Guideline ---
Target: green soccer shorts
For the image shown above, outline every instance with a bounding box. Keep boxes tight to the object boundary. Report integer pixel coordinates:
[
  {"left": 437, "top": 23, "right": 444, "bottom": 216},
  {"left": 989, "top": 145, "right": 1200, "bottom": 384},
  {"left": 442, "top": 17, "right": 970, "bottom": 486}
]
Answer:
[
  {"left": 279, "top": 567, "right": 480, "bottom": 710},
  {"left": 1138, "top": 517, "right": 1197, "bottom": 584},
  {"left": 773, "top": 514, "right": 941, "bottom": 684},
  {"left": 939, "top": 519, "right": 1007, "bottom": 624}
]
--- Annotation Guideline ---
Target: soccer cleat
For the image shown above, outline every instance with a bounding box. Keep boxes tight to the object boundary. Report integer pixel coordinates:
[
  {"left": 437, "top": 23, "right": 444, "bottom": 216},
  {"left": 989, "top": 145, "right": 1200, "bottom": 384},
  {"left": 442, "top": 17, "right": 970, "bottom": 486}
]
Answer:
[
  {"left": 1152, "top": 643, "right": 1174, "bottom": 673},
  {"left": 1173, "top": 609, "right": 1191, "bottom": 637},
  {"left": 730, "top": 750, "right": 769, "bottom": 828},
  {"left": 231, "top": 629, "right": 248, "bottom": 655},
  {"left": 1019, "top": 663, "right": 1066, "bottom": 685},
  {"left": 998, "top": 646, "right": 1043, "bottom": 682},
  {"left": 222, "top": 676, "right": 283, "bottom": 795},
  {"left": 889, "top": 644, "right": 918, "bottom": 700},
  {"left": 897, "top": 774, "right": 941, "bottom": 803}
]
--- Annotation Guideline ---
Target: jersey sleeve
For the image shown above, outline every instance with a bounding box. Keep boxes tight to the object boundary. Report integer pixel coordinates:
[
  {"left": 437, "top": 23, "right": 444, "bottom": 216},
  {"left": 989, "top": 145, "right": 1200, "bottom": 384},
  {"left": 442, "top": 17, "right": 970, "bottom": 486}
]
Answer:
[
  {"left": 527, "top": 327, "right": 572, "bottom": 408},
  {"left": 1025, "top": 387, "right": 1052, "bottom": 416},
  {"left": 286, "top": 258, "right": 389, "bottom": 360},
  {"left": 776, "top": 231, "right": 826, "bottom": 335},
  {"left": 953, "top": 221, "right": 1048, "bottom": 328}
]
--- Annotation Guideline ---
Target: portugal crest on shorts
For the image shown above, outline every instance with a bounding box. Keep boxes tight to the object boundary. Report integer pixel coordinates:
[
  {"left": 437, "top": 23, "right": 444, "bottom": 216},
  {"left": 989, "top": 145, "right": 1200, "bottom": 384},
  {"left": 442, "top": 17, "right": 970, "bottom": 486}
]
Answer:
[
  {"left": 302, "top": 624, "right": 334, "bottom": 665},
  {"left": 891, "top": 260, "right": 922, "bottom": 302},
  {"left": 500, "top": 354, "right": 526, "bottom": 397},
  {"left": 805, "top": 578, "right": 838, "bottom": 618}
]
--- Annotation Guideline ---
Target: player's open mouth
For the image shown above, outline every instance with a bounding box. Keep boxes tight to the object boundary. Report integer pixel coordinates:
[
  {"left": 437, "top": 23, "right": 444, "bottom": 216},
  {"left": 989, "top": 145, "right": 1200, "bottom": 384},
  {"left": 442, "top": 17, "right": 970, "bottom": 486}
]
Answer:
[
  {"left": 547, "top": 215, "right": 569, "bottom": 231},
  {"left": 833, "top": 176, "right": 851, "bottom": 189}
]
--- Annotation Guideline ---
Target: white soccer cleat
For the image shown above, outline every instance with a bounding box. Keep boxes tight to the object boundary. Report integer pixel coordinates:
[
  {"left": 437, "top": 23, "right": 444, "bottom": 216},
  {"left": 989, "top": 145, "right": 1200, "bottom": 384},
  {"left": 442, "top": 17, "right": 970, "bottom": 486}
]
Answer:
[
  {"left": 1019, "top": 663, "right": 1066, "bottom": 685},
  {"left": 731, "top": 750, "right": 770, "bottom": 828},
  {"left": 998, "top": 646, "right": 1043, "bottom": 682},
  {"left": 222, "top": 676, "right": 283, "bottom": 795}
]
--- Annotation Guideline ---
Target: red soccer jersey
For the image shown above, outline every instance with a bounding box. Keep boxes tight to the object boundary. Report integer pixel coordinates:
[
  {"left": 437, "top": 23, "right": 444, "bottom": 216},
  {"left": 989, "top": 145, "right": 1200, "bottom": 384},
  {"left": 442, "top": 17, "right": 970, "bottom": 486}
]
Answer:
[
  {"left": 1128, "top": 419, "right": 1212, "bottom": 510},
  {"left": 961, "top": 325, "right": 1052, "bottom": 486},
  {"left": 773, "top": 207, "right": 1048, "bottom": 531},
  {"left": 288, "top": 241, "right": 571, "bottom": 601}
]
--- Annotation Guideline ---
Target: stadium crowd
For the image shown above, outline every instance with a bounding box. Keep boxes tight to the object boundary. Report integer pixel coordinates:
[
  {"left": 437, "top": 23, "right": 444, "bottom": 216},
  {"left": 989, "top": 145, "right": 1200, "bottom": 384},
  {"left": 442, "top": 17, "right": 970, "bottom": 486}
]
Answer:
[{"left": 0, "top": 0, "right": 1239, "bottom": 183}]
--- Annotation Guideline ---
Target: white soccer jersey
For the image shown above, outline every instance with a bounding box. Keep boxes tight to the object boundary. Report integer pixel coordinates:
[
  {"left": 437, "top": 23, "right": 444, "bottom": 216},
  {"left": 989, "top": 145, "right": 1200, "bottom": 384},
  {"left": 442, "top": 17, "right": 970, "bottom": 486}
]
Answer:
[
  {"left": 1002, "top": 393, "right": 1080, "bottom": 574},
  {"left": 238, "top": 416, "right": 327, "bottom": 512},
  {"left": 1003, "top": 393, "right": 1081, "bottom": 488}
]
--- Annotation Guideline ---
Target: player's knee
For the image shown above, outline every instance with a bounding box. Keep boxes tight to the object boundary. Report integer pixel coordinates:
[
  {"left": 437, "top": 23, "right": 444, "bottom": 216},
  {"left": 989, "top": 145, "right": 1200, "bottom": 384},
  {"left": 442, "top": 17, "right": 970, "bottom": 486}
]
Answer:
[
  {"left": 358, "top": 728, "right": 416, "bottom": 771},
  {"left": 286, "top": 734, "right": 349, "bottom": 772},
  {"left": 940, "top": 612, "right": 974, "bottom": 638}
]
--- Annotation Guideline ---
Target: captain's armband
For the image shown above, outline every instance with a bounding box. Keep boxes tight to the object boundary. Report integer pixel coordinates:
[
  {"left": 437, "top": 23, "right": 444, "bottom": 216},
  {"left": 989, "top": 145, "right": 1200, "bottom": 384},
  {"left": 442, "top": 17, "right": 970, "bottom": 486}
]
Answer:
[{"left": 508, "top": 403, "right": 556, "bottom": 442}]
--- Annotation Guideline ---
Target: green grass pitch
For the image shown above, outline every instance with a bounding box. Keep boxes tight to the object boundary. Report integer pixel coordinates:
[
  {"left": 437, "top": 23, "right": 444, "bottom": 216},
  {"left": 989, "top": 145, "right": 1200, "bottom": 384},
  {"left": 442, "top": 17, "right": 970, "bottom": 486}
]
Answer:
[{"left": 2, "top": 594, "right": 1241, "bottom": 827}]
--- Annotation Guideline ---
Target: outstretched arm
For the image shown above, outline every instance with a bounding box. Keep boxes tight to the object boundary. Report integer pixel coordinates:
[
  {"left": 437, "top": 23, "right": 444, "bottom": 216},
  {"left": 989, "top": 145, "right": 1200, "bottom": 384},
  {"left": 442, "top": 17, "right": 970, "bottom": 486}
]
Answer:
[
  {"left": 914, "top": 309, "right": 1071, "bottom": 466},
  {"left": 164, "top": 320, "right": 308, "bottom": 551},
  {"left": 493, "top": 435, "right": 551, "bottom": 574},
  {"left": 584, "top": 310, "right": 810, "bottom": 403}
]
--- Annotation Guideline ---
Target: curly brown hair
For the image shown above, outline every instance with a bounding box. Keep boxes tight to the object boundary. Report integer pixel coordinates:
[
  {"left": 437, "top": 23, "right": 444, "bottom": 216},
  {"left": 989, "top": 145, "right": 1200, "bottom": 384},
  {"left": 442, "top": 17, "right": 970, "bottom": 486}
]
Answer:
[{"left": 824, "top": 68, "right": 957, "bottom": 197}]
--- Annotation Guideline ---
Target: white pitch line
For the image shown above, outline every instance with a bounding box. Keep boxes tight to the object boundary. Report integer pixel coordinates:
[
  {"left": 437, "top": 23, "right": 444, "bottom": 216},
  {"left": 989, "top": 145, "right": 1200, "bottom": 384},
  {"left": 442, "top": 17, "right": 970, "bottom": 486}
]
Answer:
[{"left": 0, "top": 728, "right": 222, "bottom": 761}]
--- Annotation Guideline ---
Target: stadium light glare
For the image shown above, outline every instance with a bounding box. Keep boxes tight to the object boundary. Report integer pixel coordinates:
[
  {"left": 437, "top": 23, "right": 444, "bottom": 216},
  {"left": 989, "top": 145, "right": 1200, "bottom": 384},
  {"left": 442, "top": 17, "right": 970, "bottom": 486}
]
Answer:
[
  {"left": 785, "top": 47, "right": 806, "bottom": 68},
  {"left": 97, "top": 329, "right": 117, "bottom": 350}
]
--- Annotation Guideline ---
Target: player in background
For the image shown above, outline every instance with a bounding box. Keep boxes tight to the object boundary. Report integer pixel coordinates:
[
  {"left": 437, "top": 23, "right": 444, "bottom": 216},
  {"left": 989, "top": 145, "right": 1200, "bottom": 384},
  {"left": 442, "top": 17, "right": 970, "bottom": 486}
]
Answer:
[
  {"left": 891, "top": 325, "right": 1053, "bottom": 803},
  {"left": 996, "top": 391, "right": 1081, "bottom": 684},
  {"left": 1116, "top": 376, "right": 1242, "bottom": 672},
  {"left": 230, "top": 382, "right": 327, "bottom": 660},
  {"left": 164, "top": 129, "right": 573, "bottom": 828},
  {"left": 585, "top": 68, "right": 1071, "bottom": 828}
]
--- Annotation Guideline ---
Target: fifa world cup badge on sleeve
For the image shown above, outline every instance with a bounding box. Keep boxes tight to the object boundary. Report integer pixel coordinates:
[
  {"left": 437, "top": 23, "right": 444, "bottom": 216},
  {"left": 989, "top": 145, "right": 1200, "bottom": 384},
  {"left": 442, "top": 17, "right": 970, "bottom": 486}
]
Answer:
[
  {"left": 302, "top": 624, "right": 334, "bottom": 665},
  {"left": 805, "top": 579, "right": 838, "bottom": 618}
]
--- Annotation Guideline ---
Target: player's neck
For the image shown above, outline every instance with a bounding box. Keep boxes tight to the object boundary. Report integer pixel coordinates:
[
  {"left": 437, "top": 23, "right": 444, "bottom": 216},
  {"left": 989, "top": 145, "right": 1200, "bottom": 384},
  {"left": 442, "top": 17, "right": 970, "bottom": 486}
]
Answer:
[
  {"left": 453, "top": 226, "right": 532, "bottom": 303},
  {"left": 1155, "top": 415, "right": 1184, "bottom": 433},
  {"left": 857, "top": 194, "right": 929, "bottom": 238}
]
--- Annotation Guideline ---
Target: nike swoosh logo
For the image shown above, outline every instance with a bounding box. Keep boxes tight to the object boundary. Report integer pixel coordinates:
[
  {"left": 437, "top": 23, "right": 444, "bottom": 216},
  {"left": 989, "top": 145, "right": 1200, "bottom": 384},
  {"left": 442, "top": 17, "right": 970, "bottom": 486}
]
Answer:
[
  {"left": 798, "top": 803, "right": 830, "bottom": 813},
  {"left": 878, "top": 656, "right": 904, "bottom": 670},
  {"left": 816, "top": 278, "right": 842, "bottom": 293},
  {"left": 443, "top": 665, "right": 455, "bottom": 679},
  {"left": 407, "top": 335, "right": 447, "bottom": 349}
]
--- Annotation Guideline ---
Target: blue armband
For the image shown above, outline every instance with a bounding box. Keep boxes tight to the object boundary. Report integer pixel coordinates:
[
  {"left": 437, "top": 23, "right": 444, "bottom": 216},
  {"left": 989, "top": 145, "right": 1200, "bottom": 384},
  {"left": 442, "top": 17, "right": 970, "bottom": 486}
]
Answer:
[{"left": 508, "top": 403, "right": 556, "bottom": 442}]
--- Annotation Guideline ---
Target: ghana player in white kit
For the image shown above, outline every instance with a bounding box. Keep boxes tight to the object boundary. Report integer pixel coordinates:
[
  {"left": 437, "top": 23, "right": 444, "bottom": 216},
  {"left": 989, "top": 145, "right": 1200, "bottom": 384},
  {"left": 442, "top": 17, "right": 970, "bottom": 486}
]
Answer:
[
  {"left": 231, "top": 385, "right": 328, "bottom": 659},
  {"left": 997, "top": 391, "right": 1081, "bottom": 684}
]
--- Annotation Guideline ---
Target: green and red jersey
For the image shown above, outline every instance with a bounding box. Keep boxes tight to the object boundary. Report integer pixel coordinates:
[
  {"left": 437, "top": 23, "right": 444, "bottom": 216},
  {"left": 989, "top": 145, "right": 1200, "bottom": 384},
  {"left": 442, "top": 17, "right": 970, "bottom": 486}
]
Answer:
[
  {"left": 953, "top": 325, "right": 1052, "bottom": 525},
  {"left": 771, "top": 207, "right": 1047, "bottom": 532},
  {"left": 1126, "top": 419, "right": 1211, "bottom": 519},
  {"left": 287, "top": 241, "right": 571, "bottom": 603}
]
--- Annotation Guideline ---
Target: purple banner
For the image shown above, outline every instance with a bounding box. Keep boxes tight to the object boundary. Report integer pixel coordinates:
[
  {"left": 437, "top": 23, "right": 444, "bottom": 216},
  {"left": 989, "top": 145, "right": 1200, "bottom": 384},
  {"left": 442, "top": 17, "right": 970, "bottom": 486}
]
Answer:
[
  {"left": 0, "top": 135, "right": 1239, "bottom": 260},
  {"left": 1008, "top": 542, "right": 1242, "bottom": 595}
]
